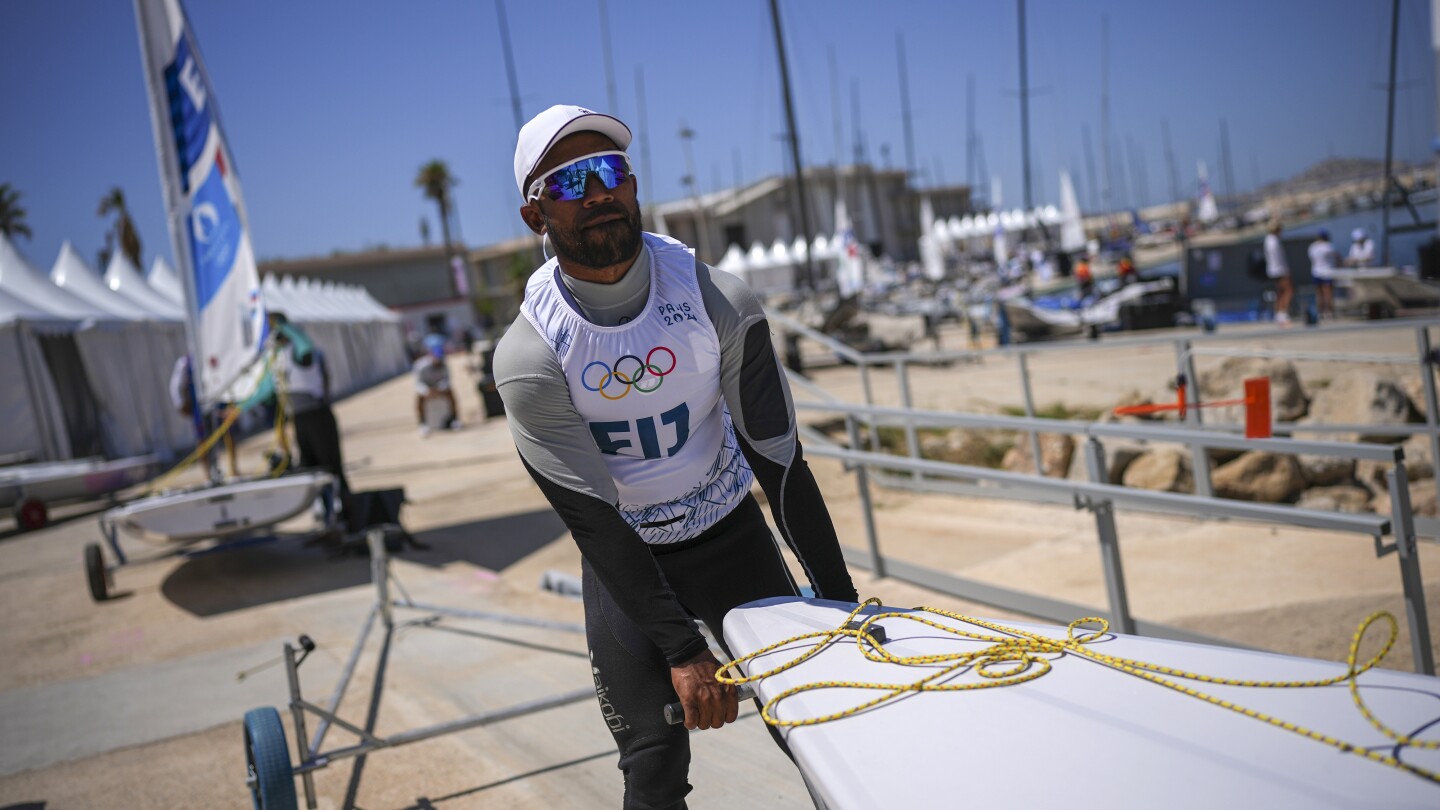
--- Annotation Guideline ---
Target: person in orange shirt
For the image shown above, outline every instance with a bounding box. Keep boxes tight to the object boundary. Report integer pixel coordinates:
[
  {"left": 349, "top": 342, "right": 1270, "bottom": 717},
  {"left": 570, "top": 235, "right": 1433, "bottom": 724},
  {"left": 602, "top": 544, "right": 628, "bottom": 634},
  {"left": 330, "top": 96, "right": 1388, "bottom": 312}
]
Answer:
[
  {"left": 1075, "top": 255, "right": 1094, "bottom": 298},
  {"left": 1117, "top": 254, "right": 1136, "bottom": 285}
]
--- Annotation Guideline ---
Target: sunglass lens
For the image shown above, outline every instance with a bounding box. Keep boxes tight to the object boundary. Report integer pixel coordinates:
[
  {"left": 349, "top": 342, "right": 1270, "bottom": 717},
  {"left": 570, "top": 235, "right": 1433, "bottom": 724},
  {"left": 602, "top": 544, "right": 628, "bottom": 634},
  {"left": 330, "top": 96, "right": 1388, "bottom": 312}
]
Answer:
[{"left": 543, "top": 155, "right": 630, "bottom": 201}]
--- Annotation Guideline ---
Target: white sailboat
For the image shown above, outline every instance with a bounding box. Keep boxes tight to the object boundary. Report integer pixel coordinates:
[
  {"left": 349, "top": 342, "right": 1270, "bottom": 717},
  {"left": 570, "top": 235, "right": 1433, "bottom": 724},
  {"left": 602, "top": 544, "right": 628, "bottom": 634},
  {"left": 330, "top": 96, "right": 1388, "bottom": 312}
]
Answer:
[
  {"left": 1058, "top": 170, "right": 1086, "bottom": 253},
  {"left": 84, "top": 0, "right": 336, "bottom": 601}
]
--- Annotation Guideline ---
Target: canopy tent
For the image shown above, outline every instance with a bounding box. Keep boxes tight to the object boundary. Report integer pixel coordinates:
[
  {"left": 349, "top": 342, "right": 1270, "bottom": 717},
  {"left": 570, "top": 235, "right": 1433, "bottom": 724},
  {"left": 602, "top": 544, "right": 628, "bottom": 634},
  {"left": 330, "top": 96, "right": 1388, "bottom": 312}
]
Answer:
[
  {"left": 0, "top": 233, "right": 105, "bottom": 320},
  {"left": 50, "top": 242, "right": 162, "bottom": 321},
  {"left": 147, "top": 255, "right": 184, "bottom": 306},
  {"left": 106, "top": 250, "right": 186, "bottom": 319}
]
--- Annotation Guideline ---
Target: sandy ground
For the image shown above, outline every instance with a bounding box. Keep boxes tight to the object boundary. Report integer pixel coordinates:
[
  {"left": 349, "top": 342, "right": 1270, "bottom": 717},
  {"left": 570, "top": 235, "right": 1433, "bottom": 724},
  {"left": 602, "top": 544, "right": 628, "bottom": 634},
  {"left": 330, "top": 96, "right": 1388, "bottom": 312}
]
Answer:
[{"left": 1, "top": 318, "right": 1437, "bottom": 808}]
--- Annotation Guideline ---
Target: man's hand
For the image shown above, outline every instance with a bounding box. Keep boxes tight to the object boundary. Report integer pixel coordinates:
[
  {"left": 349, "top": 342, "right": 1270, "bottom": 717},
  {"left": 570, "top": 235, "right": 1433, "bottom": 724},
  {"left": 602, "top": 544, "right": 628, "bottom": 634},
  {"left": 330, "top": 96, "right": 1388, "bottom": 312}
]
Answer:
[{"left": 670, "top": 649, "right": 738, "bottom": 731}]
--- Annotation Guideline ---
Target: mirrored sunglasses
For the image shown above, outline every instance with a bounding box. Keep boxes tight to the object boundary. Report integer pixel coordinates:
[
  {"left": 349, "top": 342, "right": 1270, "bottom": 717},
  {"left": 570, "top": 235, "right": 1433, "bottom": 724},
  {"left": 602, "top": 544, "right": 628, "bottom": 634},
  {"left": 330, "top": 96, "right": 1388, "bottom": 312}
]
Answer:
[{"left": 527, "top": 151, "right": 632, "bottom": 202}]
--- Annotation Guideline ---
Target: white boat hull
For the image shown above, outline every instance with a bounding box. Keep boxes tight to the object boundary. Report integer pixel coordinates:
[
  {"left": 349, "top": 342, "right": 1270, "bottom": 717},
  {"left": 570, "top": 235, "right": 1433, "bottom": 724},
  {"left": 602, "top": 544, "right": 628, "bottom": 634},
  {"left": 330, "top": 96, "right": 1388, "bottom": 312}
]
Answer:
[
  {"left": 106, "top": 471, "right": 334, "bottom": 545},
  {"left": 0, "top": 455, "right": 159, "bottom": 510},
  {"left": 724, "top": 598, "right": 1440, "bottom": 809}
]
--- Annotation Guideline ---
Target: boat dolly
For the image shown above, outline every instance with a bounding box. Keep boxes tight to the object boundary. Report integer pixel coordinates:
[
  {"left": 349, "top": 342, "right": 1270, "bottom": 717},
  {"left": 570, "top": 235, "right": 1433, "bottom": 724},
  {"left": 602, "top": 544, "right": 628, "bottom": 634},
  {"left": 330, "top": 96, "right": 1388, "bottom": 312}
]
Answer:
[{"left": 242, "top": 529, "right": 592, "bottom": 810}]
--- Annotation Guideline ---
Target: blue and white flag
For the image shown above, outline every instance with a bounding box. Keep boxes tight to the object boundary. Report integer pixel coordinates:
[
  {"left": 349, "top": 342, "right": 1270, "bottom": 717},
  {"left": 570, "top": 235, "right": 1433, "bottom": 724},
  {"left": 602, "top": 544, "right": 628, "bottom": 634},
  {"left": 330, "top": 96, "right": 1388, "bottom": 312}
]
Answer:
[{"left": 135, "top": 0, "right": 265, "bottom": 405}]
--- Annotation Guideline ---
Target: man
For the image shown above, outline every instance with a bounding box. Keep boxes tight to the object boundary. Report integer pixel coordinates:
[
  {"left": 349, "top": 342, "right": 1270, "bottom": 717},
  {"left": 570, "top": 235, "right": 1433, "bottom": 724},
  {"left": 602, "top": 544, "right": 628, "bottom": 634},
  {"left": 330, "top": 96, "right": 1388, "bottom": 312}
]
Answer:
[
  {"left": 414, "top": 334, "right": 460, "bottom": 436},
  {"left": 1264, "top": 221, "right": 1292, "bottom": 325},
  {"left": 1347, "top": 228, "right": 1375, "bottom": 268},
  {"left": 1308, "top": 228, "right": 1338, "bottom": 319},
  {"left": 494, "top": 105, "right": 857, "bottom": 809},
  {"left": 241, "top": 312, "right": 356, "bottom": 531}
]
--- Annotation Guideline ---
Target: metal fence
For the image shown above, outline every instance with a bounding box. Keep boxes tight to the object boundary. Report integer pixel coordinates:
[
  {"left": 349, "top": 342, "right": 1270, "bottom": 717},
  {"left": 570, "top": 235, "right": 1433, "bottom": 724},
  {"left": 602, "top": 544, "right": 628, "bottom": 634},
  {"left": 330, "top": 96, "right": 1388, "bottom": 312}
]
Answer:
[{"left": 770, "top": 312, "right": 1437, "bottom": 674}]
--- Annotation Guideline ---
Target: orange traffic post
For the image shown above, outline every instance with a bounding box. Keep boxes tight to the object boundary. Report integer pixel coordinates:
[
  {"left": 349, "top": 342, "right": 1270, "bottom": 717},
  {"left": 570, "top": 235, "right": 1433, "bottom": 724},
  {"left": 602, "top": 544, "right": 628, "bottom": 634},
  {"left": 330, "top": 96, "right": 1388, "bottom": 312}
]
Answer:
[{"left": 1244, "top": 377, "right": 1272, "bottom": 439}]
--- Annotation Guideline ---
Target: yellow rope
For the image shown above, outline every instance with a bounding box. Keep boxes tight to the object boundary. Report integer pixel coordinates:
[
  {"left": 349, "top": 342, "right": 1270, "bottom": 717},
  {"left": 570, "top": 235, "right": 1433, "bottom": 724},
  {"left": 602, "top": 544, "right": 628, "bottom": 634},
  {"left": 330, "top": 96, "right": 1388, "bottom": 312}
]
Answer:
[{"left": 717, "top": 598, "right": 1440, "bottom": 784}]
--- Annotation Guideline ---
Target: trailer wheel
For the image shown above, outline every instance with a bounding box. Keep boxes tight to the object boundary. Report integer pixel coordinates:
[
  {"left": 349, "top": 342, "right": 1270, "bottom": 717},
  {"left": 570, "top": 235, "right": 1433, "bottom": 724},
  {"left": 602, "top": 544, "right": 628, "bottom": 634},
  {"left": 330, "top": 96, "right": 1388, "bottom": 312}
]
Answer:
[
  {"left": 243, "top": 707, "right": 298, "bottom": 810},
  {"left": 84, "top": 543, "right": 109, "bottom": 602},
  {"left": 17, "top": 498, "right": 47, "bottom": 531}
]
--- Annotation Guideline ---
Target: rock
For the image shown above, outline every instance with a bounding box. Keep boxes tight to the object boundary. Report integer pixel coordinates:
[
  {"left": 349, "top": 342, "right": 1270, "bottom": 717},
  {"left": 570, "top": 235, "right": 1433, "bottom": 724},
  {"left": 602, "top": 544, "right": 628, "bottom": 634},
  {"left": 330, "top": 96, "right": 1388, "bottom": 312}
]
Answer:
[
  {"left": 1001, "top": 433, "right": 1075, "bottom": 478},
  {"left": 1296, "top": 485, "right": 1374, "bottom": 514},
  {"left": 922, "top": 429, "right": 1001, "bottom": 468},
  {"left": 1197, "top": 357, "right": 1308, "bottom": 422},
  {"left": 1064, "top": 440, "right": 1144, "bottom": 483},
  {"left": 1211, "top": 452, "right": 1306, "bottom": 502},
  {"left": 1354, "top": 435, "right": 1433, "bottom": 493},
  {"left": 1373, "top": 480, "right": 1439, "bottom": 518},
  {"left": 1122, "top": 449, "right": 1193, "bottom": 493},
  {"left": 1301, "top": 372, "right": 1422, "bottom": 444},
  {"left": 1295, "top": 454, "right": 1356, "bottom": 487},
  {"left": 1401, "top": 433, "right": 1435, "bottom": 482}
]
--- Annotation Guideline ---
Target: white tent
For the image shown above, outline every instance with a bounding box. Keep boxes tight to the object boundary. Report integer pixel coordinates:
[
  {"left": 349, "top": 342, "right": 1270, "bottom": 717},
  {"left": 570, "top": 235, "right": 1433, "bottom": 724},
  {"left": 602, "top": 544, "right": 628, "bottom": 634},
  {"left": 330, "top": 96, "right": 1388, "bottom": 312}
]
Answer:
[
  {"left": 106, "top": 250, "right": 186, "bottom": 318},
  {"left": 147, "top": 255, "right": 184, "bottom": 306},
  {"left": 51, "top": 242, "right": 158, "bottom": 320},
  {"left": 0, "top": 233, "right": 105, "bottom": 320},
  {"left": 716, "top": 244, "right": 747, "bottom": 275}
]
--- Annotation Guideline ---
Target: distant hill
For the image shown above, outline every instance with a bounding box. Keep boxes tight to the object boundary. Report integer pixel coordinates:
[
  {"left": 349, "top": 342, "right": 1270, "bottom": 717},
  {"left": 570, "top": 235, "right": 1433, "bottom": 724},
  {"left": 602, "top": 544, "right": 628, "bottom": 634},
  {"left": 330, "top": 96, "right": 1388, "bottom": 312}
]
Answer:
[{"left": 1258, "top": 157, "right": 1408, "bottom": 196}]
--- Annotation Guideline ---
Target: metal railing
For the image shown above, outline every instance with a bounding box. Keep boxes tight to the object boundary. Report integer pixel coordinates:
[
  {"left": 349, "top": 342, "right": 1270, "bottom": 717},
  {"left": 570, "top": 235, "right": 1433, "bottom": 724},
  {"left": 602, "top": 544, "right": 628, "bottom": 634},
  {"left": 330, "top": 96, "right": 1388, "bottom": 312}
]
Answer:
[
  {"left": 771, "top": 313, "right": 1437, "bottom": 674},
  {"left": 772, "top": 312, "right": 1440, "bottom": 528}
]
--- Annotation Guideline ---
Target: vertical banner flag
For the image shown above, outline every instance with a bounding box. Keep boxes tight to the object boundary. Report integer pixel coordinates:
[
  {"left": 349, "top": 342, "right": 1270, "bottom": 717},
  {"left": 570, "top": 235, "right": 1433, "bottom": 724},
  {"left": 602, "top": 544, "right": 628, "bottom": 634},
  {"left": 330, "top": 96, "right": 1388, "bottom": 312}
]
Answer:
[{"left": 134, "top": 0, "right": 265, "bottom": 405}]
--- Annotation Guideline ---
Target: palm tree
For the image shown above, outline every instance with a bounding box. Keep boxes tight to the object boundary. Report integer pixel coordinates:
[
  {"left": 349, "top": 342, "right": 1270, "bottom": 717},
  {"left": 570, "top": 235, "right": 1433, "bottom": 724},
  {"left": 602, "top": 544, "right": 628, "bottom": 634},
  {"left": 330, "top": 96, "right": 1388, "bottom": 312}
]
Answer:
[
  {"left": 415, "top": 160, "right": 458, "bottom": 254},
  {"left": 98, "top": 186, "right": 142, "bottom": 267},
  {"left": 0, "top": 183, "right": 33, "bottom": 241}
]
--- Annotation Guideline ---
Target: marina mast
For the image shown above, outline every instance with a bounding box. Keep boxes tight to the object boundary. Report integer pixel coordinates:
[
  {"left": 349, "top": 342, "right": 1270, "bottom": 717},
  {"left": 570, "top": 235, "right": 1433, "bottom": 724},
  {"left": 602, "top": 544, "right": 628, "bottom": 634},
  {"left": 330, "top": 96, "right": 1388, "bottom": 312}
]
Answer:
[{"left": 768, "top": 0, "right": 815, "bottom": 290}]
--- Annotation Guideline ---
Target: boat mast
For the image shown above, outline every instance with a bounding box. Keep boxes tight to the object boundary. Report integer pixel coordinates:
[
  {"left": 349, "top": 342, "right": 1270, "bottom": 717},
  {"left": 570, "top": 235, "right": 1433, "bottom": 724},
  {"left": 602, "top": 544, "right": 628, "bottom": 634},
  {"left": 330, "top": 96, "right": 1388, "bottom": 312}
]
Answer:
[
  {"left": 1100, "top": 14, "right": 1112, "bottom": 216},
  {"left": 1162, "top": 118, "right": 1180, "bottom": 206},
  {"left": 1082, "top": 124, "right": 1099, "bottom": 212},
  {"left": 1018, "top": 0, "right": 1033, "bottom": 213},
  {"left": 598, "top": 0, "right": 619, "bottom": 114},
  {"left": 768, "top": 0, "right": 815, "bottom": 291},
  {"left": 1381, "top": 0, "right": 1401, "bottom": 266},
  {"left": 967, "top": 74, "right": 976, "bottom": 203},
  {"left": 1433, "top": 0, "right": 1440, "bottom": 240}
]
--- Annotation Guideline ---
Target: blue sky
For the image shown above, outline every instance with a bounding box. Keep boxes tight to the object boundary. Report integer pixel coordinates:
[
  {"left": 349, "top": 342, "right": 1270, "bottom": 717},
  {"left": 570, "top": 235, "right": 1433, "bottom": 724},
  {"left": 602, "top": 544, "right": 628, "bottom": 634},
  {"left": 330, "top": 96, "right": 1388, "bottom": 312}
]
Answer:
[{"left": 1, "top": 0, "right": 1435, "bottom": 270}]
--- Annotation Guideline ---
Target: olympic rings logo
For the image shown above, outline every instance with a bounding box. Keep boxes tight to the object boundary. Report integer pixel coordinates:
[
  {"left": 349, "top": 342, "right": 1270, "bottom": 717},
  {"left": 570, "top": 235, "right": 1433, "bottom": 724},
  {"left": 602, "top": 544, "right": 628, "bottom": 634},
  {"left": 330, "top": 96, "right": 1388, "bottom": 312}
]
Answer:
[{"left": 581, "top": 347, "right": 677, "bottom": 400}]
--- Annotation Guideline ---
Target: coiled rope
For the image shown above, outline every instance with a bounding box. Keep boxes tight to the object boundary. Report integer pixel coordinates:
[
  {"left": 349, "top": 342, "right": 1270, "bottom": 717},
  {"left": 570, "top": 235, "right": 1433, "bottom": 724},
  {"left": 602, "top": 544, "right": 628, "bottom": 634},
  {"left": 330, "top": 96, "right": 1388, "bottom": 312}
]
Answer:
[{"left": 717, "top": 598, "right": 1440, "bottom": 784}]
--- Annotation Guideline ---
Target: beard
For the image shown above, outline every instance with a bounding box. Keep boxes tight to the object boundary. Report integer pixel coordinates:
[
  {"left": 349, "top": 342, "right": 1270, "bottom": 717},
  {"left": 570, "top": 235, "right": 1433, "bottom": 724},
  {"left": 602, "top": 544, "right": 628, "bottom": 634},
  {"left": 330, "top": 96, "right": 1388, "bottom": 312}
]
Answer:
[{"left": 545, "top": 203, "right": 643, "bottom": 269}]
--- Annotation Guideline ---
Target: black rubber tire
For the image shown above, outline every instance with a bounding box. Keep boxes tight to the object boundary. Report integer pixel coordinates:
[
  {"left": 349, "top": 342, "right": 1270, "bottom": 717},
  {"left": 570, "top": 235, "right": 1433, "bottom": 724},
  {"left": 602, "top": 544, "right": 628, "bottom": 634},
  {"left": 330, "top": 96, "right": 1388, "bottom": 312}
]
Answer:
[
  {"left": 244, "top": 707, "right": 298, "bottom": 810},
  {"left": 84, "top": 543, "right": 108, "bottom": 602},
  {"left": 17, "top": 498, "right": 47, "bottom": 531}
]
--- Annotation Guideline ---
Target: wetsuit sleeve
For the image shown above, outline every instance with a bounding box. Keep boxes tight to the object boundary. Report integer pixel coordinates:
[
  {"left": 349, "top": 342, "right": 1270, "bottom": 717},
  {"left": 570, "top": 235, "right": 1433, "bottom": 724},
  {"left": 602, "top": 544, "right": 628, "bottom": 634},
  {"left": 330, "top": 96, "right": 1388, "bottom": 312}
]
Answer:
[
  {"left": 494, "top": 317, "right": 709, "bottom": 665},
  {"left": 698, "top": 263, "right": 858, "bottom": 603}
]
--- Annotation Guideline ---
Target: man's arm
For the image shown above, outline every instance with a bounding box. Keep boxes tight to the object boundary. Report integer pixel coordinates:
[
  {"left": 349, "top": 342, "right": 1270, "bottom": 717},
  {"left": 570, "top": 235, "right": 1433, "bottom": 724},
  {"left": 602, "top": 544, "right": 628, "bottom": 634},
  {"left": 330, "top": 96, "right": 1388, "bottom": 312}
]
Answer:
[
  {"left": 699, "top": 263, "right": 858, "bottom": 603},
  {"left": 494, "top": 320, "right": 709, "bottom": 666}
]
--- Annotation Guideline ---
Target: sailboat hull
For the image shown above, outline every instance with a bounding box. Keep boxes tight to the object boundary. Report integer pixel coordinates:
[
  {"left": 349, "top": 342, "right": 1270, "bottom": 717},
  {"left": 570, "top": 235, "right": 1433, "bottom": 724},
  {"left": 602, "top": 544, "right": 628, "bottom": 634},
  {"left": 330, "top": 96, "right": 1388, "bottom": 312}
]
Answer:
[{"left": 106, "top": 471, "right": 333, "bottom": 546}]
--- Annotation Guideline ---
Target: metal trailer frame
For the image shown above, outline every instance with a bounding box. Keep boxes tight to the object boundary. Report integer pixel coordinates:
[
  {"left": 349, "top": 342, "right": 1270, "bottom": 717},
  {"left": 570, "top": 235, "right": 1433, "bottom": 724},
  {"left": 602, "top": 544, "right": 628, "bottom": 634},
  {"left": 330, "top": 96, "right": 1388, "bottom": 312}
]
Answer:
[
  {"left": 85, "top": 480, "right": 338, "bottom": 603},
  {"left": 247, "top": 530, "right": 592, "bottom": 810}
]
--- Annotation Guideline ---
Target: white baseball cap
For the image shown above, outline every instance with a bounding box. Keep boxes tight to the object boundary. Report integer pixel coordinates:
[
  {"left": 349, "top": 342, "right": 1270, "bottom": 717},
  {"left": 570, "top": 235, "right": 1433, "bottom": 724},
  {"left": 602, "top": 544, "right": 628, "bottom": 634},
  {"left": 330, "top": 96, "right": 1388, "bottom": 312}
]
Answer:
[{"left": 514, "top": 105, "right": 632, "bottom": 198}]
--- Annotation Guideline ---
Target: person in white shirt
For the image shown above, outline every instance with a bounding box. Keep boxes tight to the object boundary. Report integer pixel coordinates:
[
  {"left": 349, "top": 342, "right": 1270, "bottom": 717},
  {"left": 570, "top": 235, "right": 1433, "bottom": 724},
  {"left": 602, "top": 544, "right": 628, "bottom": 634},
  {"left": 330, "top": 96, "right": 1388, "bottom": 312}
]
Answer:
[
  {"left": 1264, "top": 221, "right": 1292, "bottom": 324},
  {"left": 1347, "top": 228, "right": 1375, "bottom": 267},
  {"left": 1308, "top": 228, "right": 1338, "bottom": 318}
]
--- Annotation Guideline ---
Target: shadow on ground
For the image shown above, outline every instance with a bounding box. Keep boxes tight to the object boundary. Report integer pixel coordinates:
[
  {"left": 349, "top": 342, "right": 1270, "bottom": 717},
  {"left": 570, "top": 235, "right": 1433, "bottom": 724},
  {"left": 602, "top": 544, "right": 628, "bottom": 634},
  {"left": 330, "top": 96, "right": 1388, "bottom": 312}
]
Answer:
[{"left": 159, "top": 508, "right": 568, "bottom": 617}]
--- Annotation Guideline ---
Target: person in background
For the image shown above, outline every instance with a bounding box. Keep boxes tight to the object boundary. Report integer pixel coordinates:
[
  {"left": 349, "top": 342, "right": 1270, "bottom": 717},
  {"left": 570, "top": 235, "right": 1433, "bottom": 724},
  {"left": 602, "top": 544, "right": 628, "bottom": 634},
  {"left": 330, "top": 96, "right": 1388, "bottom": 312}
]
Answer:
[
  {"left": 1347, "top": 228, "right": 1374, "bottom": 267},
  {"left": 240, "top": 312, "right": 356, "bottom": 531},
  {"left": 1075, "top": 254, "right": 1095, "bottom": 298},
  {"left": 169, "top": 353, "right": 238, "bottom": 477},
  {"left": 1308, "top": 229, "right": 1338, "bottom": 319},
  {"left": 415, "top": 334, "right": 461, "bottom": 436},
  {"left": 1265, "top": 221, "right": 1292, "bottom": 325},
  {"left": 1116, "top": 254, "right": 1137, "bottom": 285}
]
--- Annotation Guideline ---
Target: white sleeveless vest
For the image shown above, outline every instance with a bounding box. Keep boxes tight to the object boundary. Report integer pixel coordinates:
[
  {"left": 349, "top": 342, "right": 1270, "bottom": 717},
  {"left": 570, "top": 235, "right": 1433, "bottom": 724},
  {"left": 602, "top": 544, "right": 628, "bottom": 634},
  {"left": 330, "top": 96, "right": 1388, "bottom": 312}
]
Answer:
[
  {"left": 277, "top": 348, "right": 326, "bottom": 400},
  {"left": 519, "top": 232, "right": 753, "bottom": 544}
]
